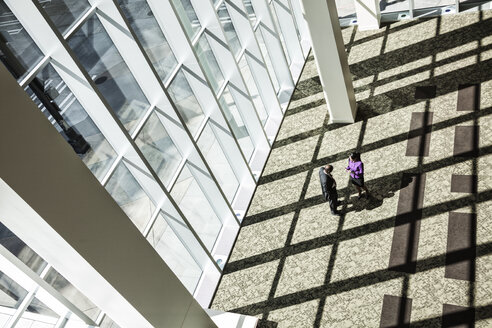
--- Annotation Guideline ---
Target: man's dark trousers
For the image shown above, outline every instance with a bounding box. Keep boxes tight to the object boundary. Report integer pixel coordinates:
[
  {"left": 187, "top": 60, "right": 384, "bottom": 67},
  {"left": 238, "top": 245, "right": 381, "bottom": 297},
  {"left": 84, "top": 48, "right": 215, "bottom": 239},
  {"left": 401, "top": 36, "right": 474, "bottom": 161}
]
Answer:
[
  {"left": 319, "top": 167, "right": 338, "bottom": 214},
  {"left": 326, "top": 190, "right": 338, "bottom": 214}
]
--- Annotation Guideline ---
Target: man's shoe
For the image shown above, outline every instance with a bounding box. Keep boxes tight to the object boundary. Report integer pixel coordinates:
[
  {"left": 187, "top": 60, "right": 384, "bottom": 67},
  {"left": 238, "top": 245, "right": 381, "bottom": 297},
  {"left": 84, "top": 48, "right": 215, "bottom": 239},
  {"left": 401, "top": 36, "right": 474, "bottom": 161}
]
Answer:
[{"left": 331, "top": 211, "right": 341, "bottom": 216}]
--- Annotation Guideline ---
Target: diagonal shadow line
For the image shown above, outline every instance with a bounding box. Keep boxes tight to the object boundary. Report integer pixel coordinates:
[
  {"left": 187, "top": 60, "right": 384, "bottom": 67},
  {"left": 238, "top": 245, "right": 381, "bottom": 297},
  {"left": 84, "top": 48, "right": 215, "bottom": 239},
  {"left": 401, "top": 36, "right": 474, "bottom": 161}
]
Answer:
[
  {"left": 405, "top": 303, "right": 492, "bottom": 327},
  {"left": 289, "top": 76, "right": 322, "bottom": 102},
  {"left": 225, "top": 173, "right": 490, "bottom": 275},
  {"left": 350, "top": 17, "right": 492, "bottom": 80},
  {"left": 345, "top": 18, "right": 424, "bottom": 50},
  {"left": 246, "top": 144, "right": 492, "bottom": 227},
  {"left": 344, "top": 22, "right": 358, "bottom": 55},
  {"left": 228, "top": 241, "right": 492, "bottom": 316},
  {"left": 261, "top": 101, "right": 333, "bottom": 321},
  {"left": 312, "top": 114, "right": 368, "bottom": 328},
  {"left": 283, "top": 98, "right": 326, "bottom": 118},
  {"left": 353, "top": 59, "right": 492, "bottom": 122},
  {"left": 260, "top": 106, "right": 492, "bottom": 185},
  {"left": 353, "top": 43, "right": 492, "bottom": 94}
]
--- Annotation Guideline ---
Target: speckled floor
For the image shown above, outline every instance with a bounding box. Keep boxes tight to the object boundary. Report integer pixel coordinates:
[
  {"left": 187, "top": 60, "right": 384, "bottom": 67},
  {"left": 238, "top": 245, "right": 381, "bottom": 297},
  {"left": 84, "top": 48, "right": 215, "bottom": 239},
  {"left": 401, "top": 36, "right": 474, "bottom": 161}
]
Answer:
[{"left": 212, "top": 10, "right": 492, "bottom": 328}]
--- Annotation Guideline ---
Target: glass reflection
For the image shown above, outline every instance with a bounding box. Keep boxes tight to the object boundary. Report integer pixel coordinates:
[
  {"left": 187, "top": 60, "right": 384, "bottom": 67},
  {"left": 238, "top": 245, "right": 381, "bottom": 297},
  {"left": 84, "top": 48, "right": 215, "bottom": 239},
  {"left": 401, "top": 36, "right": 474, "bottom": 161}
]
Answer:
[
  {"left": 29, "top": 63, "right": 117, "bottom": 181},
  {"left": 0, "top": 271, "right": 28, "bottom": 309},
  {"left": 195, "top": 34, "right": 225, "bottom": 93},
  {"left": 105, "top": 162, "right": 156, "bottom": 232},
  {"left": 0, "top": 224, "right": 46, "bottom": 275},
  {"left": 147, "top": 213, "right": 202, "bottom": 293},
  {"left": 217, "top": 3, "right": 242, "bottom": 56},
  {"left": 171, "top": 165, "right": 222, "bottom": 251},
  {"left": 167, "top": 69, "right": 205, "bottom": 135},
  {"left": 0, "top": 0, "right": 44, "bottom": 81},
  {"left": 36, "top": 0, "right": 91, "bottom": 35},
  {"left": 219, "top": 86, "right": 254, "bottom": 161},
  {"left": 118, "top": 0, "right": 178, "bottom": 83},
  {"left": 414, "top": 0, "right": 453, "bottom": 9},
  {"left": 197, "top": 123, "right": 239, "bottom": 202},
  {"left": 135, "top": 112, "right": 182, "bottom": 187},
  {"left": 335, "top": 0, "right": 356, "bottom": 18},
  {"left": 243, "top": 0, "right": 257, "bottom": 26},
  {"left": 238, "top": 55, "right": 268, "bottom": 125},
  {"left": 171, "top": 0, "right": 201, "bottom": 39},
  {"left": 269, "top": 2, "right": 291, "bottom": 65},
  {"left": 44, "top": 268, "right": 100, "bottom": 321},
  {"left": 25, "top": 297, "right": 59, "bottom": 318},
  {"left": 68, "top": 15, "right": 149, "bottom": 134},
  {"left": 255, "top": 28, "right": 280, "bottom": 92},
  {"left": 380, "top": 0, "right": 409, "bottom": 14}
]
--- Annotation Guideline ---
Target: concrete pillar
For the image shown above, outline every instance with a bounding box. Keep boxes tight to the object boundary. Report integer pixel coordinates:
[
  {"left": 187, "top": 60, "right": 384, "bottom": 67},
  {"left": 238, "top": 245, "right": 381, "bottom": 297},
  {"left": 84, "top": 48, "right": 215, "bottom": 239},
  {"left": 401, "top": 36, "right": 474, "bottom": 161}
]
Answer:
[
  {"left": 354, "top": 0, "right": 381, "bottom": 30},
  {"left": 0, "top": 64, "right": 217, "bottom": 327},
  {"left": 299, "top": 0, "right": 357, "bottom": 123}
]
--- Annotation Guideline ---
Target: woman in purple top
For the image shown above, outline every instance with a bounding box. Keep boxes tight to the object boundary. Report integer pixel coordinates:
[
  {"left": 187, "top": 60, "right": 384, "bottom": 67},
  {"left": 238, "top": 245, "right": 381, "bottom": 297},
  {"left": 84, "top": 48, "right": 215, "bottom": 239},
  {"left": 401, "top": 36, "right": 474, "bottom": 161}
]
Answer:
[{"left": 346, "top": 152, "right": 370, "bottom": 199}]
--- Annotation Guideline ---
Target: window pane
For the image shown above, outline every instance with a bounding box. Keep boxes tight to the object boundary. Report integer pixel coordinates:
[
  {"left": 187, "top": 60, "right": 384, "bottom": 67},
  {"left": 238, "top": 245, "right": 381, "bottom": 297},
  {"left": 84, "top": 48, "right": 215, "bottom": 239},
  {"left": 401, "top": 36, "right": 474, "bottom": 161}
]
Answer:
[
  {"left": 380, "top": 0, "right": 409, "bottom": 13},
  {"left": 99, "top": 315, "right": 121, "bottom": 328},
  {"left": 269, "top": 2, "right": 291, "bottom": 65},
  {"left": 0, "top": 271, "right": 28, "bottom": 309},
  {"left": 242, "top": 0, "right": 257, "bottom": 26},
  {"left": 414, "top": 0, "right": 453, "bottom": 9},
  {"left": 0, "top": 314, "right": 10, "bottom": 327},
  {"left": 197, "top": 123, "right": 239, "bottom": 202},
  {"left": 0, "top": 1, "right": 44, "bottom": 81},
  {"left": 167, "top": 70, "right": 205, "bottom": 135},
  {"left": 171, "top": 165, "right": 222, "bottom": 251},
  {"left": 135, "top": 112, "right": 182, "bottom": 187},
  {"left": 30, "top": 63, "right": 117, "bottom": 181},
  {"left": 335, "top": 0, "right": 356, "bottom": 18},
  {"left": 238, "top": 55, "right": 268, "bottom": 125},
  {"left": 44, "top": 268, "right": 100, "bottom": 321},
  {"left": 219, "top": 86, "right": 254, "bottom": 161},
  {"left": 25, "top": 297, "right": 59, "bottom": 318},
  {"left": 217, "top": 3, "right": 242, "bottom": 56},
  {"left": 194, "top": 34, "right": 224, "bottom": 94},
  {"left": 147, "top": 213, "right": 202, "bottom": 293},
  {"left": 15, "top": 318, "right": 55, "bottom": 328},
  {"left": 105, "top": 162, "right": 156, "bottom": 232},
  {"left": 118, "top": 0, "right": 178, "bottom": 82},
  {"left": 255, "top": 28, "right": 280, "bottom": 92},
  {"left": 171, "top": 0, "right": 201, "bottom": 39},
  {"left": 67, "top": 15, "right": 149, "bottom": 134},
  {"left": 36, "top": 0, "right": 91, "bottom": 35},
  {"left": 0, "top": 224, "right": 46, "bottom": 275}
]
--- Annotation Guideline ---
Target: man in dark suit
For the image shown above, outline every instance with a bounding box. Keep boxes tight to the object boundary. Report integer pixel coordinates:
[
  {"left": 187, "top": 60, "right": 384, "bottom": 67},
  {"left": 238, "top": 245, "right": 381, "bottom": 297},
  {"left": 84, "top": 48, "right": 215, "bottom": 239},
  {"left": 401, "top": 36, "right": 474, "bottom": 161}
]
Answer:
[{"left": 319, "top": 164, "right": 340, "bottom": 215}]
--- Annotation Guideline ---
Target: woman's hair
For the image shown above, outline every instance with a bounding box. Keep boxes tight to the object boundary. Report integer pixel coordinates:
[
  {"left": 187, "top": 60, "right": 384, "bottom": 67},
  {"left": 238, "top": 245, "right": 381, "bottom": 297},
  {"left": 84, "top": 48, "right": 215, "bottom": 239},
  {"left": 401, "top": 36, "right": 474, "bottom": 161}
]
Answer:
[{"left": 350, "top": 152, "right": 361, "bottom": 161}]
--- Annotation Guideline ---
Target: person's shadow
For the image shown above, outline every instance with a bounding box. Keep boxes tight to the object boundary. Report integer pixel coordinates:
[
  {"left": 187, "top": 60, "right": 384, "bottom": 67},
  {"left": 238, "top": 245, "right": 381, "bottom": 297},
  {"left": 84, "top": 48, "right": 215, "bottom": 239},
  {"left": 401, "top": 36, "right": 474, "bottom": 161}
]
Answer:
[{"left": 343, "top": 173, "right": 412, "bottom": 212}]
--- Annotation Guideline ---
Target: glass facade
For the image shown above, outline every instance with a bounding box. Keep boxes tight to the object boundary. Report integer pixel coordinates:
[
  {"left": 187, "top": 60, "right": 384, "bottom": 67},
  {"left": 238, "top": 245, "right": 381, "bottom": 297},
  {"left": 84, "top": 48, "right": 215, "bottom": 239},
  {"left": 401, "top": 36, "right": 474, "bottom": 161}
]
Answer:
[
  {"left": 67, "top": 15, "right": 150, "bottom": 134},
  {"left": 0, "top": 0, "right": 309, "bottom": 324},
  {"left": 0, "top": 0, "right": 477, "bottom": 324}
]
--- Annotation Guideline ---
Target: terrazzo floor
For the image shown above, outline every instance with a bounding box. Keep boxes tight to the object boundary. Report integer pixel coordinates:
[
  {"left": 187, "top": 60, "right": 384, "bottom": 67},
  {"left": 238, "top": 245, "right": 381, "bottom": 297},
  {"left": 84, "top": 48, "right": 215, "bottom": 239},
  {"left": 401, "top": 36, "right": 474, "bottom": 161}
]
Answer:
[{"left": 212, "top": 10, "right": 492, "bottom": 328}]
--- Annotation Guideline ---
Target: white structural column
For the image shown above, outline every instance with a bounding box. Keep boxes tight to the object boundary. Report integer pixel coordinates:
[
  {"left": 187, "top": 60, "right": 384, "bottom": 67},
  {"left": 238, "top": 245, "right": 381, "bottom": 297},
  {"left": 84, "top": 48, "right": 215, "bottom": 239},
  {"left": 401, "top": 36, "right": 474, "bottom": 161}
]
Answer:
[
  {"left": 354, "top": 0, "right": 381, "bottom": 30},
  {"left": 0, "top": 64, "right": 217, "bottom": 328},
  {"left": 300, "top": 0, "right": 357, "bottom": 123}
]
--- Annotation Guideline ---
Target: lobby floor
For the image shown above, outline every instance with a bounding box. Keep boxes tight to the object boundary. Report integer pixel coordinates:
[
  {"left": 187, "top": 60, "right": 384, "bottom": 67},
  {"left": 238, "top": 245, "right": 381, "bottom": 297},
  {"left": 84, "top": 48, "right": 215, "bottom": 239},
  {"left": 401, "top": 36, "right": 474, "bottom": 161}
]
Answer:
[{"left": 212, "top": 10, "right": 492, "bottom": 327}]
